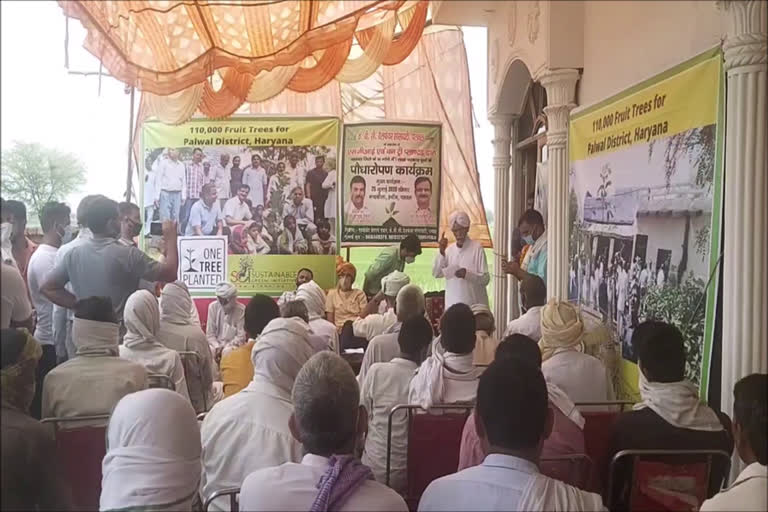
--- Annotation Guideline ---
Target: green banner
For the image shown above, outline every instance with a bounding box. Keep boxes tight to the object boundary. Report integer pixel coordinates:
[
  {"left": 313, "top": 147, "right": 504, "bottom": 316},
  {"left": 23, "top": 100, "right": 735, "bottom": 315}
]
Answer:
[
  {"left": 340, "top": 122, "right": 442, "bottom": 245},
  {"left": 140, "top": 116, "right": 341, "bottom": 297}
]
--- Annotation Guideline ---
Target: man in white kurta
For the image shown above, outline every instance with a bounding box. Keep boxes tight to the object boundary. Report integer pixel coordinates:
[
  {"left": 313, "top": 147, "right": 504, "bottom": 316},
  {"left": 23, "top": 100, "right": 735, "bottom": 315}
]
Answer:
[
  {"left": 295, "top": 280, "right": 339, "bottom": 353},
  {"left": 200, "top": 317, "right": 314, "bottom": 511},
  {"left": 206, "top": 283, "right": 246, "bottom": 356},
  {"left": 432, "top": 211, "right": 489, "bottom": 309},
  {"left": 503, "top": 275, "right": 546, "bottom": 341}
]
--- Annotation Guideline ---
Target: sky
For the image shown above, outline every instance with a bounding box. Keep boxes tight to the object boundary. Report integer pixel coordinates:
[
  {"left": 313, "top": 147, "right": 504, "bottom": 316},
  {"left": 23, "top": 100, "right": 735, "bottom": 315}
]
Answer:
[{"left": 0, "top": 1, "right": 493, "bottom": 216}]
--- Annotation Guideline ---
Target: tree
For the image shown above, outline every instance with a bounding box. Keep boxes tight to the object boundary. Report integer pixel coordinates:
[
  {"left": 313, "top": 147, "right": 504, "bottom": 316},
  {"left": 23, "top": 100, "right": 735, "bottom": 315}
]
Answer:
[{"left": 1, "top": 142, "right": 86, "bottom": 219}]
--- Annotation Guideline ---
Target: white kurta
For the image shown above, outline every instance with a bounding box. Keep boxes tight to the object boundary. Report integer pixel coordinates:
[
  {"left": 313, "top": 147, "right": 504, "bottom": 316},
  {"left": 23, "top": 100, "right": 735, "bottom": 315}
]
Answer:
[
  {"left": 361, "top": 358, "right": 418, "bottom": 493},
  {"left": 700, "top": 463, "right": 767, "bottom": 511},
  {"left": 357, "top": 327, "right": 401, "bottom": 385},
  {"left": 308, "top": 317, "right": 339, "bottom": 353},
  {"left": 200, "top": 378, "right": 302, "bottom": 512},
  {"left": 352, "top": 308, "right": 398, "bottom": 341},
  {"left": 432, "top": 238, "right": 489, "bottom": 309},
  {"left": 503, "top": 305, "right": 543, "bottom": 341},
  {"left": 541, "top": 349, "right": 615, "bottom": 404},
  {"left": 158, "top": 321, "right": 215, "bottom": 413},
  {"left": 205, "top": 301, "right": 246, "bottom": 350},
  {"left": 119, "top": 343, "right": 191, "bottom": 401},
  {"left": 239, "top": 454, "right": 408, "bottom": 512}
]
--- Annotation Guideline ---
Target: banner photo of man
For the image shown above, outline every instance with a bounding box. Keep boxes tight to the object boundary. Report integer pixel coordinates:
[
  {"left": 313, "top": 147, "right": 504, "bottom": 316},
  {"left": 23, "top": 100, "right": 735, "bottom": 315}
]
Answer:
[
  {"left": 141, "top": 117, "right": 340, "bottom": 295},
  {"left": 568, "top": 49, "right": 724, "bottom": 400},
  {"left": 340, "top": 122, "right": 442, "bottom": 245}
]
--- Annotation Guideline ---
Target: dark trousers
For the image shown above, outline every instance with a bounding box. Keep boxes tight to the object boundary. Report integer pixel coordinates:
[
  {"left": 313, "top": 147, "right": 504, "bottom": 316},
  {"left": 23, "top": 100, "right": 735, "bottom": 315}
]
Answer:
[
  {"left": 180, "top": 198, "right": 199, "bottom": 235},
  {"left": 340, "top": 320, "right": 369, "bottom": 351},
  {"left": 31, "top": 344, "right": 57, "bottom": 420}
]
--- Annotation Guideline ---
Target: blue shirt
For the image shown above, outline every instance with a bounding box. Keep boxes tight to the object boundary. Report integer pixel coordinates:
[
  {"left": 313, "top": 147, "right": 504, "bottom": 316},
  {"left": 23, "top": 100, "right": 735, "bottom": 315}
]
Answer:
[{"left": 185, "top": 199, "right": 222, "bottom": 236}]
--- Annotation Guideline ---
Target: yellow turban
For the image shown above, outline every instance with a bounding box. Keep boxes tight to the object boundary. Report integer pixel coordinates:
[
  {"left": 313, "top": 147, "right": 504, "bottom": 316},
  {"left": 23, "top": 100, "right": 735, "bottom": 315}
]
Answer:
[
  {"left": 0, "top": 329, "right": 42, "bottom": 413},
  {"left": 539, "top": 299, "right": 584, "bottom": 362}
]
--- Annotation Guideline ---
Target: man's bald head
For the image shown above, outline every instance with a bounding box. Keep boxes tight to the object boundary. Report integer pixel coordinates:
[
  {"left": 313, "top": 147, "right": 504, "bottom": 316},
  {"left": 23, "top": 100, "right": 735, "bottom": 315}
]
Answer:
[{"left": 520, "top": 275, "right": 546, "bottom": 310}]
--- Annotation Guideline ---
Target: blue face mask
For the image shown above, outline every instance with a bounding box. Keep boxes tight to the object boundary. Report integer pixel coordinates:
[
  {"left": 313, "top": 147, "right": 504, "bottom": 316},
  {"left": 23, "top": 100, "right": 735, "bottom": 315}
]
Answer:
[{"left": 523, "top": 234, "right": 534, "bottom": 245}]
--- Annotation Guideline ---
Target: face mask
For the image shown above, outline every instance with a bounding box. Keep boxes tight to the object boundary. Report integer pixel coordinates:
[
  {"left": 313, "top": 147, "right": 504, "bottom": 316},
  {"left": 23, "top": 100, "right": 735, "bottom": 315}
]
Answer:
[
  {"left": 405, "top": 256, "right": 415, "bottom": 264},
  {"left": 523, "top": 235, "right": 534, "bottom": 245},
  {"left": 340, "top": 276, "right": 352, "bottom": 289},
  {"left": 131, "top": 222, "right": 143, "bottom": 238}
]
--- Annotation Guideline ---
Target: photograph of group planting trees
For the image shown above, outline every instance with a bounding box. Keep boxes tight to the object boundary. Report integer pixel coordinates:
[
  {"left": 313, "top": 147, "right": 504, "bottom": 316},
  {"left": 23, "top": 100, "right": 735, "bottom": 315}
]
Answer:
[{"left": 569, "top": 124, "right": 718, "bottom": 387}]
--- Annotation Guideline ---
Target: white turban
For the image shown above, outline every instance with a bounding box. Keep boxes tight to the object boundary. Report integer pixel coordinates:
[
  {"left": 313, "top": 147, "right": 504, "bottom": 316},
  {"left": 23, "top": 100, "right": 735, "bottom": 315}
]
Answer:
[
  {"left": 296, "top": 280, "right": 327, "bottom": 321},
  {"left": 215, "top": 282, "right": 237, "bottom": 300},
  {"left": 539, "top": 299, "right": 584, "bottom": 362},
  {"left": 449, "top": 210, "right": 470, "bottom": 229},
  {"left": 382, "top": 270, "right": 411, "bottom": 297},
  {"left": 251, "top": 317, "right": 316, "bottom": 394}
]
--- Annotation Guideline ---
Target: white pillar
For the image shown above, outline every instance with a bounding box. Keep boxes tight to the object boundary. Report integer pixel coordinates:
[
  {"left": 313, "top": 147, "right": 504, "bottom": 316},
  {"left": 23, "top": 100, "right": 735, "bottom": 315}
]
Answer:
[
  {"left": 540, "top": 69, "right": 580, "bottom": 300},
  {"left": 718, "top": 0, "right": 767, "bottom": 418},
  {"left": 490, "top": 114, "right": 514, "bottom": 327},
  {"left": 507, "top": 118, "right": 522, "bottom": 323}
]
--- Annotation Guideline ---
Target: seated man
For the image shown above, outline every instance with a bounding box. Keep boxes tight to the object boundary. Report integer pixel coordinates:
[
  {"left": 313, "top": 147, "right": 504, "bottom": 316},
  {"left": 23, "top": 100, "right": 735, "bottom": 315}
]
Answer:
[
  {"left": 352, "top": 270, "right": 410, "bottom": 342},
  {"left": 277, "top": 215, "right": 306, "bottom": 254},
  {"left": 471, "top": 304, "right": 498, "bottom": 365},
  {"left": 222, "top": 184, "right": 252, "bottom": 227},
  {"left": 201, "top": 315, "right": 316, "bottom": 511},
  {"left": 158, "top": 281, "right": 215, "bottom": 413},
  {"left": 185, "top": 183, "right": 223, "bottom": 236},
  {"left": 503, "top": 275, "right": 546, "bottom": 341},
  {"left": 206, "top": 282, "right": 246, "bottom": 360},
  {"left": 42, "top": 296, "right": 148, "bottom": 424},
  {"left": 326, "top": 261, "right": 368, "bottom": 350},
  {"left": 458, "top": 335, "right": 585, "bottom": 473},
  {"left": 311, "top": 217, "right": 336, "bottom": 255},
  {"left": 357, "top": 284, "right": 426, "bottom": 385},
  {"left": 607, "top": 321, "right": 733, "bottom": 509},
  {"left": 701, "top": 373, "right": 767, "bottom": 511},
  {"left": 295, "top": 280, "right": 339, "bottom": 353},
  {"left": 278, "top": 268, "right": 313, "bottom": 307},
  {"left": 419, "top": 357, "right": 605, "bottom": 511},
  {"left": 539, "top": 300, "right": 614, "bottom": 403},
  {"left": 283, "top": 186, "right": 316, "bottom": 237},
  {"left": 219, "top": 295, "right": 279, "bottom": 398},
  {"left": 239, "top": 352, "right": 408, "bottom": 512},
  {"left": 279, "top": 300, "right": 329, "bottom": 353},
  {"left": 361, "top": 315, "right": 433, "bottom": 493},
  {"left": 409, "top": 303, "right": 484, "bottom": 409}
]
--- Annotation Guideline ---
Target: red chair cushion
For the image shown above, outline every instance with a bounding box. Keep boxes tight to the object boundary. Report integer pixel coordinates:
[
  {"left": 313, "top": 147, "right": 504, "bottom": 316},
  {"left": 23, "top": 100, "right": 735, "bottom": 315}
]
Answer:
[
  {"left": 55, "top": 426, "right": 107, "bottom": 510},
  {"left": 631, "top": 459, "right": 710, "bottom": 511},
  {"left": 406, "top": 411, "right": 469, "bottom": 509}
]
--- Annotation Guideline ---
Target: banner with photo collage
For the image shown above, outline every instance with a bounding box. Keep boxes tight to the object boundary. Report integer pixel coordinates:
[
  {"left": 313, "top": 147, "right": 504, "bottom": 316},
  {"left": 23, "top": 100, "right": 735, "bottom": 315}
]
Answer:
[
  {"left": 340, "top": 122, "right": 442, "bottom": 245},
  {"left": 141, "top": 116, "right": 340, "bottom": 296},
  {"left": 568, "top": 48, "right": 724, "bottom": 400}
]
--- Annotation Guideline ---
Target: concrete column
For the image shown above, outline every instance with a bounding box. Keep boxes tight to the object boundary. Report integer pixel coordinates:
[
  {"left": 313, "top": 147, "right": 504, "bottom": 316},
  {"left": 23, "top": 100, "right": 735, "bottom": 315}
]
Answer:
[
  {"left": 717, "top": 0, "right": 767, "bottom": 423},
  {"left": 540, "top": 68, "right": 580, "bottom": 300},
  {"left": 507, "top": 119, "right": 522, "bottom": 323},
  {"left": 490, "top": 114, "right": 514, "bottom": 328}
]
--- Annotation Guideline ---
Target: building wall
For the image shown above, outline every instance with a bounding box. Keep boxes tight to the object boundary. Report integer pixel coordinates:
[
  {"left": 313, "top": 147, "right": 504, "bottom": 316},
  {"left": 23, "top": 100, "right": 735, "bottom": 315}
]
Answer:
[
  {"left": 578, "top": 1, "right": 723, "bottom": 108},
  {"left": 636, "top": 213, "right": 711, "bottom": 281}
]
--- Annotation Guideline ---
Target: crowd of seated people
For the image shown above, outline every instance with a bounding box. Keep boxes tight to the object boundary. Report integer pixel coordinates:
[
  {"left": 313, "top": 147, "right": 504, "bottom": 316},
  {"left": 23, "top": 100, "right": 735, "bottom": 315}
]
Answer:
[{"left": 1, "top": 194, "right": 766, "bottom": 512}]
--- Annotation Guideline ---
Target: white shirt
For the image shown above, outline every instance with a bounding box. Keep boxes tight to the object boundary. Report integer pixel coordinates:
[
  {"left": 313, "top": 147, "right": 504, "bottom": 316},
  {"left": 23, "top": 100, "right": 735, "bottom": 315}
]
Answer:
[
  {"left": 432, "top": 238, "right": 490, "bottom": 309},
  {"left": 419, "top": 454, "right": 606, "bottom": 511},
  {"left": 352, "top": 308, "right": 397, "bottom": 341},
  {"left": 503, "top": 305, "right": 543, "bottom": 341},
  {"left": 285, "top": 162, "right": 307, "bottom": 189},
  {"left": 1, "top": 262, "right": 33, "bottom": 329},
  {"left": 240, "top": 453, "right": 408, "bottom": 512},
  {"left": 201, "top": 378, "right": 302, "bottom": 512},
  {"left": 243, "top": 166, "right": 267, "bottom": 207},
  {"left": 700, "top": 463, "right": 767, "bottom": 511},
  {"left": 52, "top": 228, "right": 93, "bottom": 358},
  {"left": 322, "top": 171, "right": 337, "bottom": 219},
  {"left": 222, "top": 196, "right": 252, "bottom": 223},
  {"left": 357, "top": 328, "right": 401, "bottom": 385},
  {"left": 157, "top": 158, "right": 186, "bottom": 196},
  {"left": 144, "top": 170, "right": 158, "bottom": 208},
  {"left": 283, "top": 198, "right": 315, "bottom": 226},
  {"left": 206, "top": 301, "right": 246, "bottom": 350},
  {"left": 345, "top": 201, "right": 373, "bottom": 225},
  {"left": 27, "top": 244, "right": 58, "bottom": 345},
  {"left": 542, "top": 349, "right": 615, "bottom": 404},
  {"left": 211, "top": 162, "right": 231, "bottom": 200},
  {"left": 361, "top": 358, "right": 418, "bottom": 493},
  {"left": 308, "top": 317, "right": 339, "bottom": 353}
]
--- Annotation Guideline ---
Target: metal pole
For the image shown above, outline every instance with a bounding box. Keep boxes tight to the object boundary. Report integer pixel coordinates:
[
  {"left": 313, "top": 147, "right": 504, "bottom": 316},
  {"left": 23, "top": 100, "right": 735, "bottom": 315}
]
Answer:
[{"left": 125, "top": 87, "right": 136, "bottom": 201}]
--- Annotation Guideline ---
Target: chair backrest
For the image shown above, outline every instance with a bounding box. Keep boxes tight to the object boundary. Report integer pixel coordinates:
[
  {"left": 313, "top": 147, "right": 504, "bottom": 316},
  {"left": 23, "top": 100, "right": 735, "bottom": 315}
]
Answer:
[
  {"left": 41, "top": 415, "right": 111, "bottom": 511},
  {"left": 148, "top": 372, "right": 175, "bottom": 391},
  {"left": 391, "top": 404, "right": 472, "bottom": 510},
  {"left": 607, "top": 449, "right": 731, "bottom": 511},
  {"left": 204, "top": 487, "right": 240, "bottom": 512},
  {"left": 178, "top": 350, "right": 207, "bottom": 413},
  {"left": 540, "top": 454, "right": 594, "bottom": 490},
  {"left": 574, "top": 400, "right": 632, "bottom": 486}
]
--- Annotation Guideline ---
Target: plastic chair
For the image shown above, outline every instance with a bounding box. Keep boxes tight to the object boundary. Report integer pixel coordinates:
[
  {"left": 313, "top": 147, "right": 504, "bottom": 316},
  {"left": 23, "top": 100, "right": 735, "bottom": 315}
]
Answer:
[
  {"left": 540, "top": 453, "right": 594, "bottom": 490},
  {"left": 147, "top": 373, "right": 175, "bottom": 391},
  {"left": 179, "top": 350, "right": 207, "bottom": 412},
  {"left": 204, "top": 487, "right": 240, "bottom": 512},
  {"left": 386, "top": 403, "right": 473, "bottom": 510},
  {"left": 41, "top": 414, "right": 111, "bottom": 511},
  {"left": 607, "top": 449, "right": 731, "bottom": 511}
]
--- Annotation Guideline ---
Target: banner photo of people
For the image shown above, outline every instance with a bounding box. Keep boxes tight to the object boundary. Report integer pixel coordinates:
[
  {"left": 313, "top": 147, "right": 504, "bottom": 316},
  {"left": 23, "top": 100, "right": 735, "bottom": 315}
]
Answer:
[
  {"left": 141, "top": 116, "right": 340, "bottom": 296},
  {"left": 340, "top": 122, "right": 442, "bottom": 245},
  {"left": 568, "top": 49, "right": 724, "bottom": 400}
]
